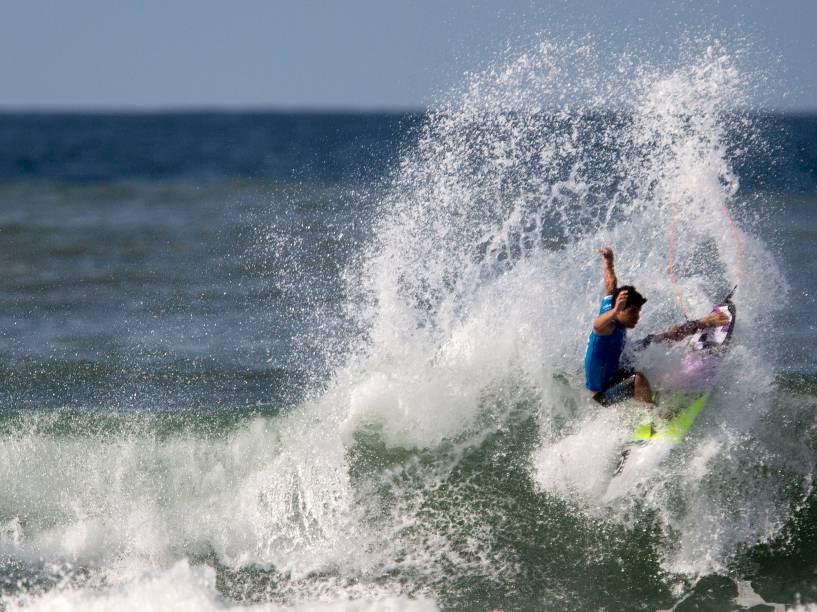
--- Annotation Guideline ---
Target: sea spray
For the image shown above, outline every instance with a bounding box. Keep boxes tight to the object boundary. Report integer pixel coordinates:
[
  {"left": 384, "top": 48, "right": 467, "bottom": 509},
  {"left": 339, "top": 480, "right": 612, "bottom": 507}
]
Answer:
[{"left": 338, "top": 34, "right": 797, "bottom": 585}]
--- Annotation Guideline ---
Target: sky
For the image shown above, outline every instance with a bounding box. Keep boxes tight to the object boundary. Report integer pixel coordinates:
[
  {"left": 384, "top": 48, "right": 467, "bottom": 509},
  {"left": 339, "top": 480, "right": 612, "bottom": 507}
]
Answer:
[{"left": 1, "top": 0, "right": 815, "bottom": 111}]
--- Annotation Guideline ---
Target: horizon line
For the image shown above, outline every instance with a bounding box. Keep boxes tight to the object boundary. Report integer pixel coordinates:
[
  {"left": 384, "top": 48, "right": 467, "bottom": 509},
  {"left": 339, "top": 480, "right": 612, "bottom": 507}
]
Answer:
[
  {"left": 0, "top": 104, "right": 427, "bottom": 116},
  {"left": 0, "top": 104, "right": 816, "bottom": 116}
]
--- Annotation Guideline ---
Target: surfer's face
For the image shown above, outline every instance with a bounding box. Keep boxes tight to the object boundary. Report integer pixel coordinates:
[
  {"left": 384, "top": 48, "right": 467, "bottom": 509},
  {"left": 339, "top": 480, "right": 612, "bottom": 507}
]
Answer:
[{"left": 617, "top": 305, "right": 641, "bottom": 328}]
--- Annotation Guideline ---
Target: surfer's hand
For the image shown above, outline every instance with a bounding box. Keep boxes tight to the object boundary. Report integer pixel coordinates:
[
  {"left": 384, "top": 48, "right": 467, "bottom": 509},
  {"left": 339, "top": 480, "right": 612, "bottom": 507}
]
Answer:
[
  {"left": 598, "top": 247, "right": 614, "bottom": 262},
  {"left": 613, "top": 289, "right": 628, "bottom": 313},
  {"left": 698, "top": 311, "right": 730, "bottom": 329}
]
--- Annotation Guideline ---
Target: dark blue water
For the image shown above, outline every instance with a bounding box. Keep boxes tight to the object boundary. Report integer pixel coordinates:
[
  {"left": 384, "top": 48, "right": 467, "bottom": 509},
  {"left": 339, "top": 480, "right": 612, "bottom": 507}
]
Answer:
[
  {"left": 0, "top": 112, "right": 423, "bottom": 183},
  {"left": 2, "top": 112, "right": 815, "bottom": 187}
]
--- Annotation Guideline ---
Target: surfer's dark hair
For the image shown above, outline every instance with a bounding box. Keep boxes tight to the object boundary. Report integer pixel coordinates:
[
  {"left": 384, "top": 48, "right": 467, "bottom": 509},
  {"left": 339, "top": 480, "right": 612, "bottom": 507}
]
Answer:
[{"left": 613, "top": 285, "right": 647, "bottom": 309}]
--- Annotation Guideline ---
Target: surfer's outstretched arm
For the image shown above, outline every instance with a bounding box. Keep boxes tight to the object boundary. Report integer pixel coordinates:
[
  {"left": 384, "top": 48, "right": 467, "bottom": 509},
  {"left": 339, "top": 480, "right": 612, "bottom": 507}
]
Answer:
[
  {"left": 639, "top": 311, "right": 730, "bottom": 346},
  {"left": 598, "top": 247, "right": 617, "bottom": 295}
]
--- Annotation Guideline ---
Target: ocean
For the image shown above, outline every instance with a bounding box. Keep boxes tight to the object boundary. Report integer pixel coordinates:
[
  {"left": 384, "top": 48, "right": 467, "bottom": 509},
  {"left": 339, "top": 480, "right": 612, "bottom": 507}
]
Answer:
[{"left": 1, "top": 41, "right": 817, "bottom": 611}]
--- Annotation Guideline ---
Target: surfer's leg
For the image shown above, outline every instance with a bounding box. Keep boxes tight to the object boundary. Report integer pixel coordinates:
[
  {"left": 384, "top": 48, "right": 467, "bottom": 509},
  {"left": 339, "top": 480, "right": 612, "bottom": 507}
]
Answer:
[
  {"left": 632, "top": 372, "right": 654, "bottom": 404},
  {"left": 593, "top": 375, "right": 635, "bottom": 406},
  {"left": 593, "top": 371, "right": 654, "bottom": 406}
]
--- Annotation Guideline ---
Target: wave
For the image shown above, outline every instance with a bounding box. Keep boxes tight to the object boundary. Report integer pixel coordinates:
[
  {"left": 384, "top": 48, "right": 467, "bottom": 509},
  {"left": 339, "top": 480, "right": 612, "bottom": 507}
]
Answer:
[{"left": 3, "top": 35, "right": 815, "bottom": 610}]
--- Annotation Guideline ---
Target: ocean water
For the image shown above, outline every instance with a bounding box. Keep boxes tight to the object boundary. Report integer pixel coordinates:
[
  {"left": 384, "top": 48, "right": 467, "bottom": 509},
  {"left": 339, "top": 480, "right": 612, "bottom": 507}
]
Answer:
[{"left": 1, "top": 40, "right": 817, "bottom": 611}]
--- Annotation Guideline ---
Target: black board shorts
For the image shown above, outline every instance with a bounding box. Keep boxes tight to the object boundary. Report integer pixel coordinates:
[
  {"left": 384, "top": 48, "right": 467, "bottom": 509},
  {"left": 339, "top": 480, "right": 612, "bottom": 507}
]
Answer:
[{"left": 592, "top": 369, "right": 636, "bottom": 407}]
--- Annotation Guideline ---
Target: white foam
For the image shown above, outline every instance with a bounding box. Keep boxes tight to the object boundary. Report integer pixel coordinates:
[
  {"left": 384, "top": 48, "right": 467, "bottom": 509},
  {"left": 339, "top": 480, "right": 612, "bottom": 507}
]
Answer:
[
  {"left": 3, "top": 560, "right": 439, "bottom": 612},
  {"left": 0, "top": 411, "right": 363, "bottom": 577}
]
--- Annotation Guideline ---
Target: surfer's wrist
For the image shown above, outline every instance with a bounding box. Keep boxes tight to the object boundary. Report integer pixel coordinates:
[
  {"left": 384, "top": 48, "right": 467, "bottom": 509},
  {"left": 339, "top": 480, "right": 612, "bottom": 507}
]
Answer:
[{"left": 674, "top": 320, "right": 699, "bottom": 336}]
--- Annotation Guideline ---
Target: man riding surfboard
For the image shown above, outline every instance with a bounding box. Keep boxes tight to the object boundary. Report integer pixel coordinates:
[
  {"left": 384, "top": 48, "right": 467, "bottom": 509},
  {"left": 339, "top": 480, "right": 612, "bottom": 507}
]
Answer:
[{"left": 585, "top": 247, "right": 730, "bottom": 406}]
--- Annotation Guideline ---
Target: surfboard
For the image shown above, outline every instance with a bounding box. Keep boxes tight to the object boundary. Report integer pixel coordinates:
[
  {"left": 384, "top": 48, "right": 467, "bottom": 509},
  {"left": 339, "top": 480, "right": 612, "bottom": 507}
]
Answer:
[{"left": 613, "top": 291, "right": 736, "bottom": 476}]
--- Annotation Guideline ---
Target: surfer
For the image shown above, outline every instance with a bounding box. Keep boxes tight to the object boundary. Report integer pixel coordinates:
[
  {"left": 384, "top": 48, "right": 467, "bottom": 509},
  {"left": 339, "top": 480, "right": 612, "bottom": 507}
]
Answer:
[{"left": 585, "top": 247, "right": 729, "bottom": 406}]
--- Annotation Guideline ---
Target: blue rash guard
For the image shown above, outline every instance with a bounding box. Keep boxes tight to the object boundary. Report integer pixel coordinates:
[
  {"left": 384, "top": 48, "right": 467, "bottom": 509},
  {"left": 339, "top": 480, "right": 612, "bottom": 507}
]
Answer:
[{"left": 584, "top": 295, "right": 626, "bottom": 392}]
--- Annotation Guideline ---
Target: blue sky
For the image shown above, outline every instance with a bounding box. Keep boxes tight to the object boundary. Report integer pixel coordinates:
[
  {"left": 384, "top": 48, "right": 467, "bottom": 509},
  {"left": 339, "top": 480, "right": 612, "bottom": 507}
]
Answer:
[{"left": 1, "top": 0, "right": 815, "bottom": 111}]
